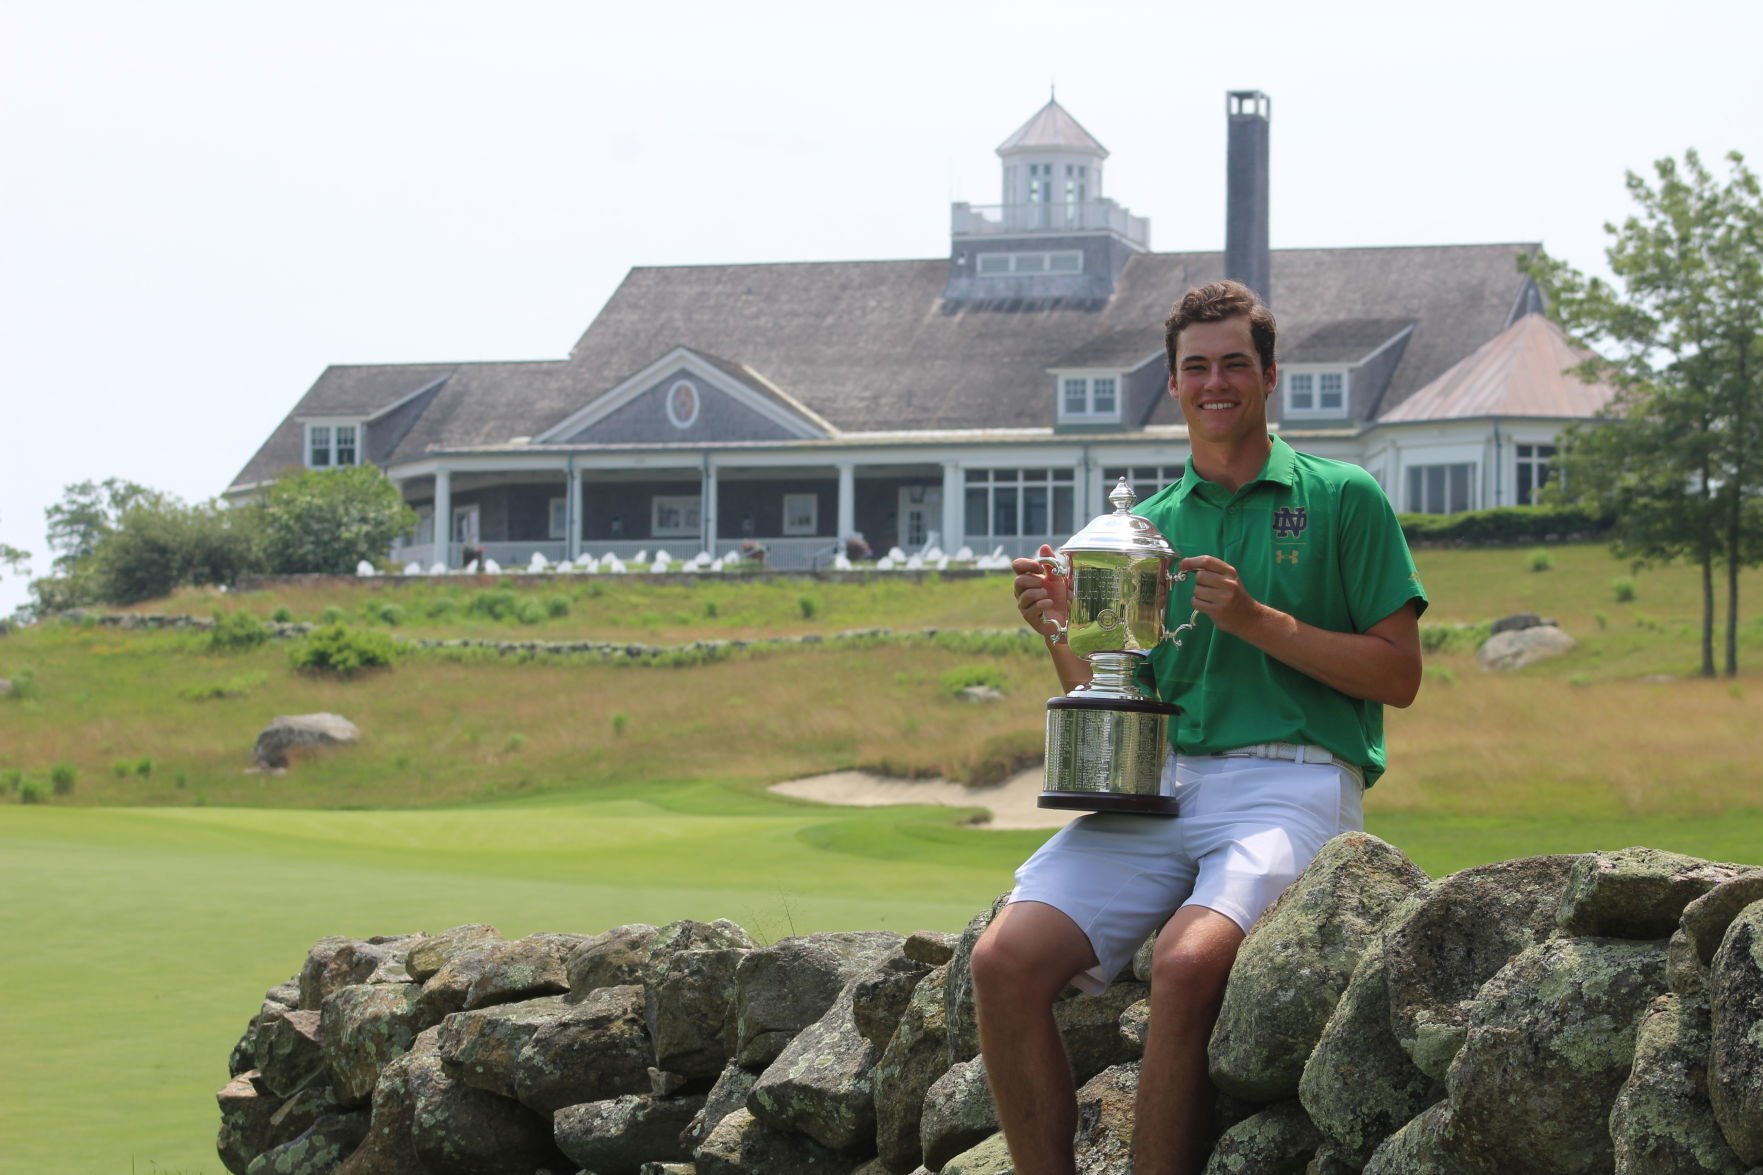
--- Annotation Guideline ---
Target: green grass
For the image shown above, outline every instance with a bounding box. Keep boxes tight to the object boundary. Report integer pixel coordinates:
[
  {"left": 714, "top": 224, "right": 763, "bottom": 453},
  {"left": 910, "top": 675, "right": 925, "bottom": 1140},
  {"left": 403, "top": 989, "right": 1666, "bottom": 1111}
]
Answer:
[{"left": 2, "top": 544, "right": 1762, "bottom": 1171}]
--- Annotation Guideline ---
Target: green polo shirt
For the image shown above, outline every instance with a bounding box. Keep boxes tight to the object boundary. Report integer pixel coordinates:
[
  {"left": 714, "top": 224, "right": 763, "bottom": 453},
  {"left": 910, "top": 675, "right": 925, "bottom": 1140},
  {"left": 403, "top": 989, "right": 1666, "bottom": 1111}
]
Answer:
[{"left": 1135, "top": 435, "right": 1427, "bottom": 787}]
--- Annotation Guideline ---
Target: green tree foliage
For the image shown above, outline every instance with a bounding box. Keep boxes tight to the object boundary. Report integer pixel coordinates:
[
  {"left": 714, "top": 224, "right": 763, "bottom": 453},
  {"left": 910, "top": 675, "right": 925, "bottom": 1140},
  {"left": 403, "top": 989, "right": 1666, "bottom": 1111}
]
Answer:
[
  {"left": 44, "top": 478, "right": 161, "bottom": 572},
  {"left": 260, "top": 466, "right": 417, "bottom": 575},
  {"left": 1523, "top": 149, "right": 1763, "bottom": 676},
  {"left": 86, "top": 498, "right": 263, "bottom": 605},
  {"left": 0, "top": 541, "right": 28, "bottom": 585}
]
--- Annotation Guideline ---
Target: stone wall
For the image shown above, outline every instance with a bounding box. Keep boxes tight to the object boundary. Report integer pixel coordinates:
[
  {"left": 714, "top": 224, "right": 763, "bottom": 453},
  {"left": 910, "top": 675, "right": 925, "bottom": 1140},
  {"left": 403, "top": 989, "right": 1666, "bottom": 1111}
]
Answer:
[{"left": 217, "top": 836, "right": 1763, "bottom": 1174}]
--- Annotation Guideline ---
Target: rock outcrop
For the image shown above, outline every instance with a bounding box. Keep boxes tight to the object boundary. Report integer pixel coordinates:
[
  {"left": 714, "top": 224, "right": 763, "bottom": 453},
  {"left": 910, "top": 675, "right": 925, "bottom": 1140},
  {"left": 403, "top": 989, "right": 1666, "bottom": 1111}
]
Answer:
[{"left": 218, "top": 839, "right": 1763, "bottom": 1174}]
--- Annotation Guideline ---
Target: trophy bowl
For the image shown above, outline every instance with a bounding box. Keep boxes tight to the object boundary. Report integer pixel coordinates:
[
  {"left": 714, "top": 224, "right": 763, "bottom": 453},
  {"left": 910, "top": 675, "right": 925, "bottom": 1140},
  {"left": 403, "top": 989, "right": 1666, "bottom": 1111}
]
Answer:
[{"left": 1034, "top": 478, "right": 1196, "bottom": 815}]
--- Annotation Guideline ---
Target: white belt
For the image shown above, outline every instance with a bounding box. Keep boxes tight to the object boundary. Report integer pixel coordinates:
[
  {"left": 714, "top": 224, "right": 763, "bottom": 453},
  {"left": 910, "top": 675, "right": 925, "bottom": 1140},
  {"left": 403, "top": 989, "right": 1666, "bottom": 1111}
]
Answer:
[{"left": 1210, "top": 742, "right": 1365, "bottom": 786}]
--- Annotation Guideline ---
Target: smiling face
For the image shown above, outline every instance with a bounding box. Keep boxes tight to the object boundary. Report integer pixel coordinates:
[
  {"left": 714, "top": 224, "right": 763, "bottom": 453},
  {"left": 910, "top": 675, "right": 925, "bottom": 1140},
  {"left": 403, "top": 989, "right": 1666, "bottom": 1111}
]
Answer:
[{"left": 1170, "top": 315, "right": 1278, "bottom": 450}]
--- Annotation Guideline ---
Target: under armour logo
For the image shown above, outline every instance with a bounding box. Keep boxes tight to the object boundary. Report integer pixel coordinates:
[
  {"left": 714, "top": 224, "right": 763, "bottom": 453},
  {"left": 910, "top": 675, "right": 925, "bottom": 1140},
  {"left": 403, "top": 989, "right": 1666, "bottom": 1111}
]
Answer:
[
  {"left": 1272, "top": 506, "right": 1308, "bottom": 539},
  {"left": 1275, "top": 549, "right": 1301, "bottom": 566}
]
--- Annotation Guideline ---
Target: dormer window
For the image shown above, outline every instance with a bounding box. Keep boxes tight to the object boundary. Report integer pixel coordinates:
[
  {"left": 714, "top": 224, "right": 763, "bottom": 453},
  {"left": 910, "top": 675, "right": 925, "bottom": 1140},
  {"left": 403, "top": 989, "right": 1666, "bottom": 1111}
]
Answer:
[
  {"left": 976, "top": 250, "right": 1083, "bottom": 277},
  {"left": 1056, "top": 372, "right": 1121, "bottom": 424},
  {"left": 305, "top": 421, "right": 362, "bottom": 468},
  {"left": 1282, "top": 369, "right": 1347, "bottom": 418}
]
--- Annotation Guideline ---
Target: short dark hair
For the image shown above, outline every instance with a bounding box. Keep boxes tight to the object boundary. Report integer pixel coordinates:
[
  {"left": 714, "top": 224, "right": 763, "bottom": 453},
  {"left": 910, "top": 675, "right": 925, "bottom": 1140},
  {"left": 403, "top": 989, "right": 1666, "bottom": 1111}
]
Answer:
[{"left": 1164, "top": 280, "right": 1277, "bottom": 374}]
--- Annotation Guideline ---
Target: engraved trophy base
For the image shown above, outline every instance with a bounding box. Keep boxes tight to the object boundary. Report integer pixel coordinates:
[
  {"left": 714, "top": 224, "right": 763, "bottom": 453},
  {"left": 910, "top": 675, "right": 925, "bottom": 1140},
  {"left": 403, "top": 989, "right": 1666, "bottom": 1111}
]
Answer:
[{"left": 1039, "top": 694, "right": 1180, "bottom": 816}]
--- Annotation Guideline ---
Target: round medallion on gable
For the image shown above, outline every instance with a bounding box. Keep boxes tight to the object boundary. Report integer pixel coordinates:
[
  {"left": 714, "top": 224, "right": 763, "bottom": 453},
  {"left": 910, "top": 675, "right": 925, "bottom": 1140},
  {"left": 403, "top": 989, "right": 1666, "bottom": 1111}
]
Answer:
[{"left": 666, "top": 380, "right": 700, "bottom": 429}]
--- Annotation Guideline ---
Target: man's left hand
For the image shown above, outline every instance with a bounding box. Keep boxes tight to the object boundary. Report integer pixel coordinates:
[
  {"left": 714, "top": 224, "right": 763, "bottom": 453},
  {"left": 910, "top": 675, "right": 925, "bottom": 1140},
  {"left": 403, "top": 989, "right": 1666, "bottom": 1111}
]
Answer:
[{"left": 1178, "top": 555, "right": 1265, "bottom": 638}]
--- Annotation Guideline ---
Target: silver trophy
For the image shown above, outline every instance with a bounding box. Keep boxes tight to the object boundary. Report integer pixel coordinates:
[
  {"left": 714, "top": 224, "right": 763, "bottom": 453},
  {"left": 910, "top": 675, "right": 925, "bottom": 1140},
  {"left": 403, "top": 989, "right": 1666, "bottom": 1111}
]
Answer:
[{"left": 1035, "top": 478, "right": 1198, "bottom": 815}]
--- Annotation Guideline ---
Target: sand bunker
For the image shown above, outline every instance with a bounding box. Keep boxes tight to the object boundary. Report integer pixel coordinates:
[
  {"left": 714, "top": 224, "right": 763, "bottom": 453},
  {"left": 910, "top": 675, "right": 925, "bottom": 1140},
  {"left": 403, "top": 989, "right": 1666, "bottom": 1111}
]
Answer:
[{"left": 769, "top": 766, "right": 1077, "bottom": 830}]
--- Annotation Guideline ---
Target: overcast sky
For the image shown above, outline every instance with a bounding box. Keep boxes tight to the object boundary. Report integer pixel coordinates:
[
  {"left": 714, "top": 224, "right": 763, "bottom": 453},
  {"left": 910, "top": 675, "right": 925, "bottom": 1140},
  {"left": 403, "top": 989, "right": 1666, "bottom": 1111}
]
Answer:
[{"left": 3, "top": 0, "right": 1759, "bottom": 616}]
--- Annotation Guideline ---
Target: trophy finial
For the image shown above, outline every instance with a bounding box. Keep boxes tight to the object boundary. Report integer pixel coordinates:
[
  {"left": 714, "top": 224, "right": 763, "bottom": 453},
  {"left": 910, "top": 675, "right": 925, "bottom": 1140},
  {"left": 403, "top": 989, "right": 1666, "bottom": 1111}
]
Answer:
[{"left": 1109, "top": 477, "right": 1136, "bottom": 514}]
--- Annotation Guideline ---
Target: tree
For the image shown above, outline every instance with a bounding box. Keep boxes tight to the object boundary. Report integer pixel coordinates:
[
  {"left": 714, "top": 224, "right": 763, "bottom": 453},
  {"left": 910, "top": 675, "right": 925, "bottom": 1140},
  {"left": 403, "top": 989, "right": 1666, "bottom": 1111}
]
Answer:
[
  {"left": 44, "top": 478, "right": 161, "bottom": 574},
  {"left": 1524, "top": 150, "right": 1763, "bottom": 676},
  {"left": 0, "top": 541, "right": 28, "bottom": 585},
  {"left": 86, "top": 498, "right": 263, "bottom": 605},
  {"left": 259, "top": 466, "right": 418, "bottom": 575}
]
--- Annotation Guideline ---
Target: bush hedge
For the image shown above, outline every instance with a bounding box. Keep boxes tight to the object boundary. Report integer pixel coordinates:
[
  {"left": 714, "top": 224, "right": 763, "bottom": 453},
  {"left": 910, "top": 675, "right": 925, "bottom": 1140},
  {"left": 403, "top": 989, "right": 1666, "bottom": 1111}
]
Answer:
[{"left": 1398, "top": 504, "right": 1611, "bottom": 546}]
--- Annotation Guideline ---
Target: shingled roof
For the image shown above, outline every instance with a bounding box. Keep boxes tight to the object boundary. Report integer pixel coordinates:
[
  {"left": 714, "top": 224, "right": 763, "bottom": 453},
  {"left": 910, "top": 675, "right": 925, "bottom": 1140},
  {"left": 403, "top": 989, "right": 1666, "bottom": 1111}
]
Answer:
[
  {"left": 230, "top": 241, "right": 1538, "bottom": 491},
  {"left": 996, "top": 97, "right": 1109, "bottom": 157},
  {"left": 1378, "top": 312, "right": 1617, "bottom": 422}
]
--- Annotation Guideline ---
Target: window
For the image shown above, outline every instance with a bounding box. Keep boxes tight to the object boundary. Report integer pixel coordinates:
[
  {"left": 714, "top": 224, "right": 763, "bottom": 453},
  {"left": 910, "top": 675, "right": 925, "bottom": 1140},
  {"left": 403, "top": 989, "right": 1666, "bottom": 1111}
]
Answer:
[
  {"left": 964, "top": 468, "right": 1075, "bottom": 540},
  {"left": 782, "top": 493, "right": 819, "bottom": 536},
  {"left": 976, "top": 250, "right": 1084, "bottom": 277},
  {"left": 651, "top": 495, "right": 701, "bottom": 538},
  {"left": 1283, "top": 370, "right": 1347, "bottom": 417},
  {"left": 548, "top": 497, "right": 567, "bottom": 540},
  {"left": 306, "top": 421, "right": 362, "bottom": 468},
  {"left": 1057, "top": 374, "right": 1121, "bottom": 423},
  {"left": 1102, "top": 466, "right": 1184, "bottom": 497},
  {"left": 1515, "top": 444, "right": 1558, "bottom": 505},
  {"left": 1407, "top": 463, "right": 1474, "bottom": 515}
]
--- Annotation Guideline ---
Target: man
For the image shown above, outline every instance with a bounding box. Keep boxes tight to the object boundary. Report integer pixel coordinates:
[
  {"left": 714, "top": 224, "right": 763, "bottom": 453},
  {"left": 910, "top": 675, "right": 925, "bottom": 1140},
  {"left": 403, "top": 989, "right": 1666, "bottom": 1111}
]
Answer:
[{"left": 970, "top": 280, "right": 1427, "bottom": 1175}]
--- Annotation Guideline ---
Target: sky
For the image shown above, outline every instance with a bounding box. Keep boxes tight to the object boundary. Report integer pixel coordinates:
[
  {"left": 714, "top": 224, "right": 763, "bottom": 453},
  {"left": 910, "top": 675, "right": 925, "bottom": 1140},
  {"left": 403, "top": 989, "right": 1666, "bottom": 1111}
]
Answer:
[{"left": 2, "top": 0, "right": 1760, "bottom": 617}]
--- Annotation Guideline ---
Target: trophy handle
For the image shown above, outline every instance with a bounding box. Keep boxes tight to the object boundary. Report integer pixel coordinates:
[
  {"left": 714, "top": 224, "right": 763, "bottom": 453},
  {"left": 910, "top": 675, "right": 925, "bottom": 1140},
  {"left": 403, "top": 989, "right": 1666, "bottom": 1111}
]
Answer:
[
  {"left": 1163, "top": 608, "right": 1201, "bottom": 648},
  {"left": 1034, "top": 554, "right": 1070, "bottom": 644}
]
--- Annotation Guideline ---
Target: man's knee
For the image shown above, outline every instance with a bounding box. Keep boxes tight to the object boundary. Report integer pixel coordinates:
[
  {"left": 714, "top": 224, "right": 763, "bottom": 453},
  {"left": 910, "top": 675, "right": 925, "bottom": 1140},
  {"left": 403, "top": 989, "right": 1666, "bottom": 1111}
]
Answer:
[
  {"left": 1149, "top": 915, "right": 1243, "bottom": 1019},
  {"left": 971, "top": 902, "right": 1092, "bottom": 1006}
]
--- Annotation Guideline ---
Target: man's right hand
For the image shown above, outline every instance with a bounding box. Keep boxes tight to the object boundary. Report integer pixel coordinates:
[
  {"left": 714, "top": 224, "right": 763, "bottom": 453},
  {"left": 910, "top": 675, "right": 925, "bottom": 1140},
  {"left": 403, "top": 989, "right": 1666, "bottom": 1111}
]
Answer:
[{"left": 1012, "top": 544, "right": 1069, "bottom": 642}]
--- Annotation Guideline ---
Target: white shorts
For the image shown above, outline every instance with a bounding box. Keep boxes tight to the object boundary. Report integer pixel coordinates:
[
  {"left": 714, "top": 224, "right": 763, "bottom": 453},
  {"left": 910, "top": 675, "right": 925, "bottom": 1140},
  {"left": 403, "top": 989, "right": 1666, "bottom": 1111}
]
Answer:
[{"left": 1009, "top": 750, "right": 1365, "bottom": 995}]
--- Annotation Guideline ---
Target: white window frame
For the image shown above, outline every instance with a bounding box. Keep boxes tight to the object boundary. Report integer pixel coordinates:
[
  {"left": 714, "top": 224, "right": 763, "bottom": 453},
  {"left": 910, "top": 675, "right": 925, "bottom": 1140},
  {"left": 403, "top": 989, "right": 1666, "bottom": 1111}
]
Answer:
[
  {"left": 1281, "top": 367, "right": 1349, "bottom": 419},
  {"left": 548, "top": 496, "right": 567, "bottom": 540},
  {"left": 1053, "top": 370, "right": 1123, "bottom": 424},
  {"left": 303, "top": 419, "right": 365, "bottom": 469},
  {"left": 1405, "top": 462, "right": 1477, "bottom": 515},
  {"left": 963, "top": 467, "right": 1077, "bottom": 541},
  {"left": 1514, "top": 443, "right": 1558, "bottom": 506},
  {"left": 781, "top": 492, "right": 819, "bottom": 536},
  {"left": 651, "top": 495, "right": 702, "bottom": 538}
]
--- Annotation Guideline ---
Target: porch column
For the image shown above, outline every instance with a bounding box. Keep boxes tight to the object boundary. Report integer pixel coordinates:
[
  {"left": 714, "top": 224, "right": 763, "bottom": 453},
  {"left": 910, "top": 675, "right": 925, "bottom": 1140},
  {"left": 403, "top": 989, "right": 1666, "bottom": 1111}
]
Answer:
[
  {"left": 433, "top": 468, "right": 452, "bottom": 568},
  {"left": 836, "top": 462, "right": 856, "bottom": 543},
  {"left": 941, "top": 461, "right": 963, "bottom": 551},
  {"left": 701, "top": 459, "right": 719, "bottom": 557},
  {"left": 567, "top": 465, "right": 583, "bottom": 561}
]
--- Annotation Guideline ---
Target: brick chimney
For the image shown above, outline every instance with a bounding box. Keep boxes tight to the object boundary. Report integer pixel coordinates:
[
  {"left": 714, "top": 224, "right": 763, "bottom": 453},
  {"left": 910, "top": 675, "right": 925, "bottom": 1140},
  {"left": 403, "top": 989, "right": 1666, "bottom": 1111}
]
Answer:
[{"left": 1225, "top": 91, "right": 1271, "bottom": 304}]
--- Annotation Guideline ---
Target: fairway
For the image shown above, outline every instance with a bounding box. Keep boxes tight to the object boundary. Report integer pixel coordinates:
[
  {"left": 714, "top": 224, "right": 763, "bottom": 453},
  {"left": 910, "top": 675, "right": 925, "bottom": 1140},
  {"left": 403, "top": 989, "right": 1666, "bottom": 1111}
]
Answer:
[{"left": 0, "top": 792, "right": 1038, "bottom": 1174}]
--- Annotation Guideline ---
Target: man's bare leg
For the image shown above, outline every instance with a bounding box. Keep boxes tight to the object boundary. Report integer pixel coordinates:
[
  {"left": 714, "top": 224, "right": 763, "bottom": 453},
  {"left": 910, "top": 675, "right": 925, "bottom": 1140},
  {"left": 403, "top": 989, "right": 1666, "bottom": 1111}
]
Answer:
[
  {"left": 1132, "top": 905, "right": 1245, "bottom": 1175},
  {"left": 970, "top": 900, "right": 1099, "bottom": 1175}
]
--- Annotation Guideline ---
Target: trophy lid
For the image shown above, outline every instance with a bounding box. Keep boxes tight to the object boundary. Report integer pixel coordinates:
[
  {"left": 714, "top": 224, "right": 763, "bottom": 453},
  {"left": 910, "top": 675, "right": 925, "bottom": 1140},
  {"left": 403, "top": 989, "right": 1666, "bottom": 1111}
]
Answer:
[{"left": 1059, "top": 477, "right": 1177, "bottom": 558}]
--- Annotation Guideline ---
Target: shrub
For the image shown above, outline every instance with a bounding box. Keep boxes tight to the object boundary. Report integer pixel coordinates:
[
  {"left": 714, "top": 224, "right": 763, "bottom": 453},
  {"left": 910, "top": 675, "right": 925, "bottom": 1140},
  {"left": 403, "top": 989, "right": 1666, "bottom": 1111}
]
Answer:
[
  {"left": 1611, "top": 576, "right": 1638, "bottom": 603},
  {"left": 2, "top": 768, "right": 21, "bottom": 792},
  {"left": 940, "top": 665, "right": 1007, "bottom": 696},
  {"left": 259, "top": 466, "right": 418, "bottom": 575},
  {"left": 427, "top": 597, "right": 458, "bottom": 619},
  {"left": 290, "top": 624, "right": 397, "bottom": 677},
  {"left": 1593, "top": 610, "right": 1609, "bottom": 630},
  {"left": 545, "top": 594, "right": 570, "bottom": 619},
  {"left": 515, "top": 599, "right": 546, "bottom": 626},
  {"left": 208, "top": 609, "right": 270, "bottom": 652},
  {"left": 467, "top": 590, "right": 520, "bottom": 622},
  {"left": 111, "top": 759, "right": 131, "bottom": 778},
  {"left": 375, "top": 603, "right": 404, "bottom": 627},
  {"left": 50, "top": 764, "right": 76, "bottom": 795},
  {"left": 1398, "top": 504, "right": 1611, "bottom": 546},
  {"left": 611, "top": 711, "right": 629, "bottom": 736},
  {"left": 703, "top": 599, "right": 719, "bottom": 619},
  {"left": 321, "top": 606, "right": 345, "bottom": 624},
  {"left": 19, "top": 782, "right": 42, "bottom": 804},
  {"left": 798, "top": 596, "right": 819, "bottom": 620},
  {"left": 76, "top": 492, "right": 263, "bottom": 605},
  {"left": 3, "top": 667, "right": 36, "bottom": 700},
  {"left": 1527, "top": 548, "right": 1554, "bottom": 573},
  {"left": 133, "top": 756, "right": 153, "bottom": 778},
  {"left": 271, "top": 607, "right": 293, "bottom": 623}
]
